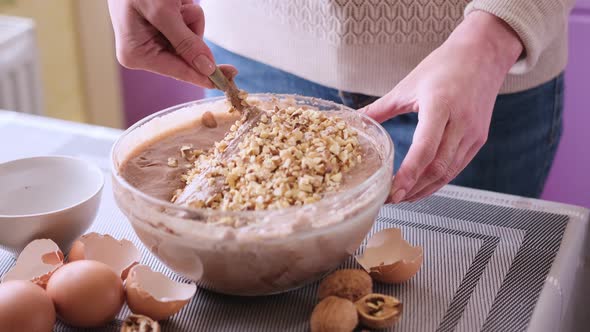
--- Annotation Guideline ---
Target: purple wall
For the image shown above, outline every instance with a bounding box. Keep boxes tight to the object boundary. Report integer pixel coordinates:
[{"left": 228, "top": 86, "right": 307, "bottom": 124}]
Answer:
[
  {"left": 541, "top": 3, "right": 590, "bottom": 208},
  {"left": 120, "top": 67, "right": 204, "bottom": 127}
]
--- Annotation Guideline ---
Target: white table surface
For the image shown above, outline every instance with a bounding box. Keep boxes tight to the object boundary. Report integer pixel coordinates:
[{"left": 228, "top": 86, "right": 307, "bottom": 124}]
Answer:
[{"left": 0, "top": 110, "right": 588, "bottom": 332}]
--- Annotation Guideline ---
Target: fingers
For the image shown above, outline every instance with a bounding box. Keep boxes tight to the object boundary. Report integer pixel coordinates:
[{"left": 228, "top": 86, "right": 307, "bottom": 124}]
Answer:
[
  {"left": 404, "top": 141, "right": 481, "bottom": 202},
  {"left": 403, "top": 120, "right": 464, "bottom": 198},
  {"left": 358, "top": 89, "right": 413, "bottom": 123},
  {"left": 139, "top": 58, "right": 237, "bottom": 89},
  {"left": 143, "top": 52, "right": 215, "bottom": 88},
  {"left": 181, "top": 4, "right": 205, "bottom": 37},
  {"left": 146, "top": 3, "right": 216, "bottom": 76},
  {"left": 218, "top": 64, "right": 239, "bottom": 80},
  {"left": 388, "top": 95, "right": 449, "bottom": 203},
  {"left": 404, "top": 138, "right": 470, "bottom": 201}
]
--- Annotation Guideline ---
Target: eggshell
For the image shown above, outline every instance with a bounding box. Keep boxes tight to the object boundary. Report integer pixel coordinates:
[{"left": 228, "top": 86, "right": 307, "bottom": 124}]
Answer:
[
  {"left": 1, "top": 239, "right": 64, "bottom": 288},
  {"left": 0, "top": 280, "right": 56, "bottom": 332},
  {"left": 355, "top": 228, "right": 423, "bottom": 284},
  {"left": 46, "top": 260, "right": 125, "bottom": 328},
  {"left": 68, "top": 232, "right": 140, "bottom": 280},
  {"left": 125, "top": 265, "right": 196, "bottom": 321}
]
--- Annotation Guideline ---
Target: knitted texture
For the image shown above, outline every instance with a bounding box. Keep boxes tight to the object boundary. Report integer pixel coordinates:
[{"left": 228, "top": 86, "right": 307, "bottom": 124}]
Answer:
[
  {"left": 202, "top": 0, "right": 573, "bottom": 96},
  {"left": 258, "top": 0, "right": 469, "bottom": 44}
]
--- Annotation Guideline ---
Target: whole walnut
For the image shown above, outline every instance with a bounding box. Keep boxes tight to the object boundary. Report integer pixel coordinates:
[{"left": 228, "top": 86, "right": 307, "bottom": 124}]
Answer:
[
  {"left": 310, "top": 296, "right": 358, "bottom": 332},
  {"left": 318, "top": 269, "right": 372, "bottom": 302}
]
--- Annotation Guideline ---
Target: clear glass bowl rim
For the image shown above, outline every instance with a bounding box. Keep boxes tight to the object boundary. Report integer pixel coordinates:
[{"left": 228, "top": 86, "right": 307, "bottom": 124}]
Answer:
[{"left": 110, "top": 93, "right": 394, "bottom": 221}]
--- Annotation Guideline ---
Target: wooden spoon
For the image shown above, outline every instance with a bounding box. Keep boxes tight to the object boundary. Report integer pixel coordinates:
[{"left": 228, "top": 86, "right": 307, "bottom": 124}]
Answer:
[{"left": 172, "top": 68, "right": 266, "bottom": 207}]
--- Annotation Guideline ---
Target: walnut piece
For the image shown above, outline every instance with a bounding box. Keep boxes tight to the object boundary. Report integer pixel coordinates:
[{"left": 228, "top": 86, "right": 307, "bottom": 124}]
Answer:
[
  {"left": 318, "top": 269, "right": 372, "bottom": 302},
  {"left": 120, "top": 314, "right": 160, "bottom": 332},
  {"left": 355, "top": 293, "right": 402, "bottom": 330},
  {"left": 167, "top": 158, "right": 178, "bottom": 168},
  {"left": 178, "top": 144, "right": 204, "bottom": 162},
  {"left": 201, "top": 111, "right": 218, "bottom": 128},
  {"left": 310, "top": 296, "right": 358, "bottom": 332}
]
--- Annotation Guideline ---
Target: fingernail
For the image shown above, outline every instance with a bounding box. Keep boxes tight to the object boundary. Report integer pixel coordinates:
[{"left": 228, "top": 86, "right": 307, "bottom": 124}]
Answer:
[
  {"left": 193, "top": 55, "right": 215, "bottom": 76},
  {"left": 391, "top": 189, "right": 406, "bottom": 204}
]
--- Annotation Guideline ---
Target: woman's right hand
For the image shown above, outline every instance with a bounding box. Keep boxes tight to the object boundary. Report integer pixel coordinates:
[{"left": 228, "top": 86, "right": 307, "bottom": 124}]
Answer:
[{"left": 107, "top": 0, "right": 236, "bottom": 88}]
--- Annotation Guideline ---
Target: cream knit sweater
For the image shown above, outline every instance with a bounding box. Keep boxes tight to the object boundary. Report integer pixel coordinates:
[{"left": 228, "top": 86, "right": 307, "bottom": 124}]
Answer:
[{"left": 201, "top": 0, "right": 575, "bottom": 96}]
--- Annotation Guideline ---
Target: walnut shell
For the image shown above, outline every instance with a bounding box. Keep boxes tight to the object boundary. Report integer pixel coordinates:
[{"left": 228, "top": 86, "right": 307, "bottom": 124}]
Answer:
[
  {"left": 318, "top": 269, "right": 372, "bottom": 302},
  {"left": 355, "top": 293, "right": 402, "bottom": 330},
  {"left": 310, "top": 296, "right": 358, "bottom": 332},
  {"left": 120, "top": 314, "right": 160, "bottom": 332}
]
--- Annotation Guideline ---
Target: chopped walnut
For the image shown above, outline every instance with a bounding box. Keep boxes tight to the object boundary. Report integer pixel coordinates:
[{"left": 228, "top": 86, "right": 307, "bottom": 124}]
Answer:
[
  {"left": 167, "top": 157, "right": 178, "bottom": 167},
  {"left": 176, "top": 106, "right": 362, "bottom": 215}
]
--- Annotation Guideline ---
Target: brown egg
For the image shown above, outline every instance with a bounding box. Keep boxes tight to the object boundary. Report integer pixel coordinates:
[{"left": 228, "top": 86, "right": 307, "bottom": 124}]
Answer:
[
  {"left": 46, "top": 260, "right": 124, "bottom": 328},
  {"left": 0, "top": 280, "right": 56, "bottom": 332}
]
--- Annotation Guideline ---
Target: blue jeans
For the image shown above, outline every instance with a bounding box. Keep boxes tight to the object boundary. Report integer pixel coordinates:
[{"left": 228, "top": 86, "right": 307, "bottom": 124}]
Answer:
[{"left": 206, "top": 42, "right": 564, "bottom": 198}]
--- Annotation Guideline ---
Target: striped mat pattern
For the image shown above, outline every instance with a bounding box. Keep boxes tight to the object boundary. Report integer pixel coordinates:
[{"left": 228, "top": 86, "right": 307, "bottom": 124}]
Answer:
[{"left": 0, "top": 114, "right": 571, "bottom": 331}]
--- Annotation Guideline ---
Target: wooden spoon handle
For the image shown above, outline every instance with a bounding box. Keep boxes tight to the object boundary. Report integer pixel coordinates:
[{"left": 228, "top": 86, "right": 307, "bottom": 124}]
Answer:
[
  {"left": 208, "top": 67, "right": 230, "bottom": 91},
  {"left": 208, "top": 67, "right": 245, "bottom": 113}
]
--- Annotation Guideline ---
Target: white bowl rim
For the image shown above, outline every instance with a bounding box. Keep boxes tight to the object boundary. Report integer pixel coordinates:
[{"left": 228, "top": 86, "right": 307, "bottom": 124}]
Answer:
[{"left": 0, "top": 155, "right": 105, "bottom": 218}]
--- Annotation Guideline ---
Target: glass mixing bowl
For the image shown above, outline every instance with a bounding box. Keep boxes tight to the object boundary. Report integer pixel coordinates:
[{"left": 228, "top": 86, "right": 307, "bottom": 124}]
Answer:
[{"left": 111, "top": 94, "right": 394, "bottom": 296}]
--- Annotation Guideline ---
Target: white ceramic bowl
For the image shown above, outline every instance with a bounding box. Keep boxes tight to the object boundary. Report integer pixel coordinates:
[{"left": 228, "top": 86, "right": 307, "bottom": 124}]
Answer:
[{"left": 0, "top": 156, "right": 104, "bottom": 255}]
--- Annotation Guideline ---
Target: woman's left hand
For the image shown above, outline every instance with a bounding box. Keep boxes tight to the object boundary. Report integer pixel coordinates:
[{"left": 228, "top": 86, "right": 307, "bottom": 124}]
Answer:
[{"left": 360, "top": 11, "right": 523, "bottom": 203}]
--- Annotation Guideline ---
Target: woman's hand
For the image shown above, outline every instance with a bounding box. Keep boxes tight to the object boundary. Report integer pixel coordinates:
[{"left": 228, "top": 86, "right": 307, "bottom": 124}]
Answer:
[
  {"left": 107, "top": 0, "right": 236, "bottom": 88},
  {"left": 360, "top": 11, "right": 523, "bottom": 203}
]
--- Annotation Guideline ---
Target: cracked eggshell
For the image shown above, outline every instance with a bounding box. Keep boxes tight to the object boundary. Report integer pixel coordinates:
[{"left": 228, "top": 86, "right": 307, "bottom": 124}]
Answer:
[
  {"left": 68, "top": 232, "right": 141, "bottom": 280},
  {"left": 125, "top": 265, "right": 197, "bottom": 321},
  {"left": 355, "top": 228, "right": 423, "bottom": 284},
  {"left": 1, "top": 239, "right": 64, "bottom": 288}
]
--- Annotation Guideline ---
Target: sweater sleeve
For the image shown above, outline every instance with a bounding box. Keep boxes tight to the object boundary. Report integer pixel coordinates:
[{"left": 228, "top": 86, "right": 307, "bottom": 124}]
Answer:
[{"left": 464, "top": 0, "right": 575, "bottom": 74}]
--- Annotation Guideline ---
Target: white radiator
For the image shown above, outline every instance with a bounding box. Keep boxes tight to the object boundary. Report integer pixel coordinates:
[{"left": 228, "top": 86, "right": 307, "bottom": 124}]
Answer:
[{"left": 0, "top": 15, "right": 43, "bottom": 115}]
